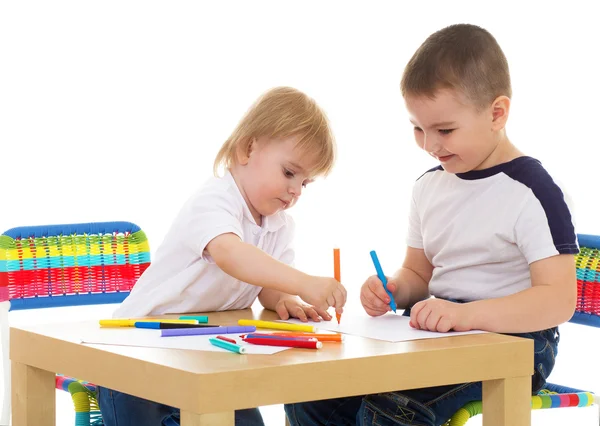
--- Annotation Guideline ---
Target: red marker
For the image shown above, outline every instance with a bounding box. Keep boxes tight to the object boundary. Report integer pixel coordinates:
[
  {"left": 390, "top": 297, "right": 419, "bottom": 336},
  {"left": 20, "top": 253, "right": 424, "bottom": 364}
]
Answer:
[
  {"left": 216, "top": 335, "right": 237, "bottom": 344},
  {"left": 244, "top": 337, "right": 322, "bottom": 349}
]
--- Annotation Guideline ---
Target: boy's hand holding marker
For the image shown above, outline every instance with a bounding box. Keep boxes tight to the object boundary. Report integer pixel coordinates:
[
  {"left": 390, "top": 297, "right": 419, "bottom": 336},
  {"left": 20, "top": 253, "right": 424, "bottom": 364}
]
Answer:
[{"left": 360, "top": 275, "right": 398, "bottom": 317}]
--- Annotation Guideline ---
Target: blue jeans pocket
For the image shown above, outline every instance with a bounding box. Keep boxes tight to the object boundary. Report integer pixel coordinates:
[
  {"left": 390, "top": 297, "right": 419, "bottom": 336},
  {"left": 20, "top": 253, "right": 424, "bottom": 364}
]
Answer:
[{"left": 361, "top": 392, "right": 436, "bottom": 426}]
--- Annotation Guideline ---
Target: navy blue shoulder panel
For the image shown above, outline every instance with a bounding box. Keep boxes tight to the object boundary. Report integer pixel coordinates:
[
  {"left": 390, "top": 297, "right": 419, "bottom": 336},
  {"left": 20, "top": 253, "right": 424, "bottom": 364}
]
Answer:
[
  {"left": 503, "top": 157, "right": 578, "bottom": 254},
  {"left": 416, "top": 165, "right": 443, "bottom": 181}
]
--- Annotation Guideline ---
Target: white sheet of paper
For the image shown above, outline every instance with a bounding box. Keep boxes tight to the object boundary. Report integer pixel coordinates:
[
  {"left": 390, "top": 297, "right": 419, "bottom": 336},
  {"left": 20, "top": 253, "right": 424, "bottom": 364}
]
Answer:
[
  {"left": 283, "top": 314, "right": 485, "bottom": 342},
  {"left": 79, "top": 327, "right": 290, "bottom": 355}
]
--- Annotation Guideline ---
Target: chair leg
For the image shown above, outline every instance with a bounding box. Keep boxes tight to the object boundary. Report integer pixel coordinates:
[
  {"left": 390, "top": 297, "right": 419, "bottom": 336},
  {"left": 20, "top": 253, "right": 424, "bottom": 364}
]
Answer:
[{"left": 0, "top": 301, "right": 10, "bottom": 426}]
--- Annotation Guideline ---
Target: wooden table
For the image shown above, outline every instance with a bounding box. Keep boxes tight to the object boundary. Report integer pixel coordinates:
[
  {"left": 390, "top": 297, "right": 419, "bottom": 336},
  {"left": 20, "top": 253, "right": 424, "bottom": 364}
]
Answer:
[{"left": 10, "top": 308, "right": 533, "bottom": 425}]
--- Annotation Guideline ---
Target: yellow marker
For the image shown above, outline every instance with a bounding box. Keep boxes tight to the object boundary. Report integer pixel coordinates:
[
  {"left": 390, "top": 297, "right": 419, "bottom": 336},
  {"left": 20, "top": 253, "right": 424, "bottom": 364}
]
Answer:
[
  {"left": 237, "top": 319, "right": 316, "bottom": 333},
  {"left": 99, "top": 319, "right": 198, "bottom": 327}
]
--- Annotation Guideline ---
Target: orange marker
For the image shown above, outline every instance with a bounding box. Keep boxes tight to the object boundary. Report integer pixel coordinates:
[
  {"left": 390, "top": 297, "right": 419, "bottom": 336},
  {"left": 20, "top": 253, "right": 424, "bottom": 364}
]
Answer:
[{"left": 334, "top": 248, "right": 341, "bottom": 324}]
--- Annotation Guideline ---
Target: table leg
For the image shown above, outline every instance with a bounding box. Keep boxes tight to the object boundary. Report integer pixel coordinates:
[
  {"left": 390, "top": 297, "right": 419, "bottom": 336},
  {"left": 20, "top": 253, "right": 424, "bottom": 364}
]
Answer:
[
  {"left": 181, "top": 410, "right": 234, "bottom": 425},
  {"left": 11, "top": 361, "right": 55, "bottom": 426},
  {"left": 482, "top": 376, "right": 531, "bottom": 426}
]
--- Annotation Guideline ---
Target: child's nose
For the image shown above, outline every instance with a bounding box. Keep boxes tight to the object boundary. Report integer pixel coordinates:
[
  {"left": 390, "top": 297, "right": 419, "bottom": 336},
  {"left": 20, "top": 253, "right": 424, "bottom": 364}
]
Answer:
[
  {"left": 422, "top": 133, "right": 441, "bottom": 153},
  {"left": 289, "top": 182, "right": 302, "bottom": 197}
]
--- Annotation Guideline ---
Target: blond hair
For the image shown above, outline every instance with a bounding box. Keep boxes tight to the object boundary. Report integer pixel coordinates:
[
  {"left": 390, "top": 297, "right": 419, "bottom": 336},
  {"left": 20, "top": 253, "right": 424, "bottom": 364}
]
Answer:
[
  {"left": 214, "top": 86, "right": 336, "bottom": 177},
  {"left": 401, "top": 24, "right": 512, "bottom": 109}
]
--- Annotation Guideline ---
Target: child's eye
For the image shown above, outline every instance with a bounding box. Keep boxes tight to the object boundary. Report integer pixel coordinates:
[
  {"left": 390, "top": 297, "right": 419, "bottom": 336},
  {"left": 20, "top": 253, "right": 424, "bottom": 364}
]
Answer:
[
  {"left": 283, "top": 168, "right": 295, "bottom": 178},
  {"left": 301, "top": 179, "right": 314, "bottom": 189},
  {"left": 439, "top": 129, "right": 455, "bottom": 135},
  {"left": 413, "top": 127, "right": 423, "bottom": 132}
]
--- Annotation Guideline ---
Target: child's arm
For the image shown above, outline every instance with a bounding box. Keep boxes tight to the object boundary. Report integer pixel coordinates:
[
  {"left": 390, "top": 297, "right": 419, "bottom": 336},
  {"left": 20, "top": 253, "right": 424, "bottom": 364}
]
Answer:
[
  {"left": 410, "top": 254, "right": 576, "bottom": 333},
  {"left": 361, "top": 247, "right": 432, "bottom": 316},
  {"left": 206, "top": 233, "right": 346, "bottom": 313},
  {"left": 392, "top": 247, "right": 433, "bottom": 308},
  {"left": 466, "top": 254, "right": 576, "bottom": 332}
]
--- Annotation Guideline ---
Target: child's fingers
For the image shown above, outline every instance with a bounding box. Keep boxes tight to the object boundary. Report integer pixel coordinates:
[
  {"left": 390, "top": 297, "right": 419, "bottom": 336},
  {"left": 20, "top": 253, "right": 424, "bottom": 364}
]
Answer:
[
  {"left": 360, "top": 289, "right": 389, "bottom": 312},
  {"left": 368, "top": 277, "right": 392, "bottom": 304},
  {"left": 363, "top": 305, "right": 389, "bottom": 317},
  {"left": 409, "top": 301, "right": 424, "bottom": 328},
  {"left": 425, "top": 312, "right": 441, "bottom": 332},
  {"left": 437, "top": 317, "right": 453, "bottom": 333},
  {"left": 415, "top": 304, "right": 432, "bottom": 330},
  {"left": 304, "top": 306, "right": 322, "bottom": 322},
  {"left": 312, "top": 306, "right": 331, "bottom": 321},
  {"left": 275, "top": 303, "right": 291, "bottom": 320},
  {"left": 293, "top": 306, "right": 308, "bottom": 322}
]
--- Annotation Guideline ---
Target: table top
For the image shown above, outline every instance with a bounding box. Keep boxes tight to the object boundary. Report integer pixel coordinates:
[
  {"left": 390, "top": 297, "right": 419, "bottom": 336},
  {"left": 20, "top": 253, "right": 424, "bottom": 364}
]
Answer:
[{"left": 10, "top": 308, "right": 533, "bottom": 414}]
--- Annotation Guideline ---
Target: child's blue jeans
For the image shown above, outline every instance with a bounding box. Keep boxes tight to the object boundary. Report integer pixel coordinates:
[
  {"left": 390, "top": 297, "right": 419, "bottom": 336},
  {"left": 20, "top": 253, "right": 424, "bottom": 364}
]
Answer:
[
  {"left": 284, "top": 315, "right": 559, "bottom": 426},
  {"left": 97, "top": 386, "right": 264, "bottom": 426}
]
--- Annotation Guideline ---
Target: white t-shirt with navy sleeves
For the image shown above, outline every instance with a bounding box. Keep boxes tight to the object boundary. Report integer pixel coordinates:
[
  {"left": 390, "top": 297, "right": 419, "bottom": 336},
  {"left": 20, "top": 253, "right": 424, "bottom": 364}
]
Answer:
[
  {"left": 407, "top": 156, "right": 578, "bottom": 302},
  {"left": 114, "top": 171, "right": 295, "bottom": 317}
]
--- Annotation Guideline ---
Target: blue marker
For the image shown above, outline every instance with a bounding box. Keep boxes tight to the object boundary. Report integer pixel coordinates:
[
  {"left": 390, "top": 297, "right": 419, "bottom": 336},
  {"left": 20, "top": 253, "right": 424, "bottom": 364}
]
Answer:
[{"left": 370, "top": 250, "right": 397, "bottom": 313}]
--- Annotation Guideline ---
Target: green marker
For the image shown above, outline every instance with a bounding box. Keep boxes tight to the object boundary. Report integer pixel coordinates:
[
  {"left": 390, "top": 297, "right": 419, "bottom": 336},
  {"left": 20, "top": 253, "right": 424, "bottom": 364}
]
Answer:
[
  {"left": 209, "top": 337, "right": 246, "bottom": 354},
  {"left": 179, "top": 315, "right": 208, "bottom": 323}
]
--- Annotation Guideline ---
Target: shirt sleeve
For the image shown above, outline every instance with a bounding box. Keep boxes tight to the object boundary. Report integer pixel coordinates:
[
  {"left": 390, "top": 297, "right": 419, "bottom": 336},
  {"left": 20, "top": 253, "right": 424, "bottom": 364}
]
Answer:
[
  {"left": 406, "top": 183, "right": 424, "bottom": 249},
  {"left": 181, "top": 186, "right": 245, "bottom": 260},
  {"left": 514, "top": 186, "right": 579, "bottom": 264}
]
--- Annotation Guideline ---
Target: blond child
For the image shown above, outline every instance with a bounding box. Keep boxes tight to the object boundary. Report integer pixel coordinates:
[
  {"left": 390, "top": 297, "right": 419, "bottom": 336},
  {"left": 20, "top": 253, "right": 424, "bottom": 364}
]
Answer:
[
  {"left": 285, "top": 24, "right": 577, "bottom": 426},
  {"left": 100, "top": 86, "right": 347, "bottom": 426}
]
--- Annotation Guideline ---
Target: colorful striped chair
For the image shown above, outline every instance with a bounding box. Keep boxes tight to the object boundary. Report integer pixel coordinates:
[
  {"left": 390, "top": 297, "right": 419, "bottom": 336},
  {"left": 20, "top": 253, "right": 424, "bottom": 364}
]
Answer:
[
  {"left": 0, "top": 221, "right": 150, "bottom": 426},
  {"left": 445, "top": 233, "right": 600, "bottom": 425}
]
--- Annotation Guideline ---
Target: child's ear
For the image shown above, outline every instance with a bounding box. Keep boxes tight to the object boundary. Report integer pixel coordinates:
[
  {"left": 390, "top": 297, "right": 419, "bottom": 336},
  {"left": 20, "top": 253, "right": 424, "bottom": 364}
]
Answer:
[
  {"left": 236, "top": 138, "right": 256, "bottom": 165},
  {"left": 491, "top": 96, "right": 510, "bottom": 131}
]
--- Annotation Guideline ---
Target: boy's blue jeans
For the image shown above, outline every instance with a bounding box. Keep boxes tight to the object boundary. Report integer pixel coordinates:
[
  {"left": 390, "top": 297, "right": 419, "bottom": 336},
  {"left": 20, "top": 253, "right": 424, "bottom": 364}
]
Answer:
[
  {"left": 284, "top": 309, "right": 559, "bottom": 426},
  {"left": 97, "top": 386, "right": 264, "bottom": 426}
]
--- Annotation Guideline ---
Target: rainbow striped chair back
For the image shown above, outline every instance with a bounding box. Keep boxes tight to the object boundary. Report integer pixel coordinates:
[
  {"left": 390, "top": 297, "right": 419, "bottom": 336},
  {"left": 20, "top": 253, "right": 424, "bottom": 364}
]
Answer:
[
  {"left": 0, "top": 221, "right": 150, "bottom": 426},
  {"left": 446, "top": 233, "right": 600, "bottom": 425}
]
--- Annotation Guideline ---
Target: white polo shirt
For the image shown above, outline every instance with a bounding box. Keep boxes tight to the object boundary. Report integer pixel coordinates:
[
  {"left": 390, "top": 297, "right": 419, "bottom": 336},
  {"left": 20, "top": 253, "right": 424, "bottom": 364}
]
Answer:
[
  {"left": 114, "top": 171, "right": 294, "bottom": 317},
  {"left": 407, "top": 156, "right": 578, "bottom": 301}
]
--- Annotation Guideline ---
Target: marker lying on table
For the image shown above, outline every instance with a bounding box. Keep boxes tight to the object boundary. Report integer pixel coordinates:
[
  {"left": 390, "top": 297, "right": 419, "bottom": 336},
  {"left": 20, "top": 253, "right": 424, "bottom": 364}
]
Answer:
[
  {"left": 247, "top": 332, "right": 343, "bottom": 342},
  {"left": 161, "top": 325, "right": 256, "bottom": 337},
  {"left": 243, "top": 337, "right": 322, "bottom": 349},
  {"left": 216, "top": 335, "right": 237, "bottom": 344},
  {"left": 209, "top": 337, "right": 246, "bottom": 354},
  {"left": 99, "top": 319, "right": 198, "bottom": 327},
  {"left": 135, "top": 322, "right": 220, "bottom": 329},
  {"left": 243, "top": 333, "right": 317, "bottom": 342},
  {"left": 179, "top": 315, "right": 209, "bottom": 323},
  {"left": 237, "top": 319, "right": 316, "bottom": 333},
  {"left": 369, "top": 250, "right": 397, "bottom": 313}
]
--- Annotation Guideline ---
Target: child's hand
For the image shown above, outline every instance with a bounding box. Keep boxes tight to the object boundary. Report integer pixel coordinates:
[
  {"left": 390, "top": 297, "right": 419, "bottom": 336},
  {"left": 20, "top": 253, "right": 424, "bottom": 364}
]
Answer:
[
  {"left": 360, "top": 275, "right": 398, "bottom": 317},
  {"left": 298, "top": 277, "right": 347, "bottom": 315},
  {"left": 409, "top": 298, "right": 472, "bottom": 332},
  {"left": 275, "top": 296, "right": 332, "bottom": 322}
]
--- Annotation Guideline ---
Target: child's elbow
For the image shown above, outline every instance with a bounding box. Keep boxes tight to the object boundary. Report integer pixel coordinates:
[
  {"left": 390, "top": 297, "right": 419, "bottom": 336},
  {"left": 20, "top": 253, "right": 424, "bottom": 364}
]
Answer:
[
  {"left": 556, "top": 284, "right": 577, "bottom": 325},
  {"left": 205, "top": 233, "right": 240, "bottom": 270}
]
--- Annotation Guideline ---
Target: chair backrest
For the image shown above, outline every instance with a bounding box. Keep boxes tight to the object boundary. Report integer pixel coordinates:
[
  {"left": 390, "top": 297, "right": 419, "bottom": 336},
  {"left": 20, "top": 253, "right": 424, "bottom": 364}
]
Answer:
[
  {"left": 0, "top": 221, "right": 150, "bottom": 311},
  {"left": 570, "top": 233, "right": 600, "bottom": 327}
]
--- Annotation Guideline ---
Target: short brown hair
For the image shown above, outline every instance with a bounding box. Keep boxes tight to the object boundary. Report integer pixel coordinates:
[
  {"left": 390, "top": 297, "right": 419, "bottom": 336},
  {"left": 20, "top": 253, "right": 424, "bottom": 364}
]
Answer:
[
  {"left": 401, "top": 24, "right": 512, "bottom": 109},
  {"left": 213, "top": 86, "right": 336, "bottom": 177}
]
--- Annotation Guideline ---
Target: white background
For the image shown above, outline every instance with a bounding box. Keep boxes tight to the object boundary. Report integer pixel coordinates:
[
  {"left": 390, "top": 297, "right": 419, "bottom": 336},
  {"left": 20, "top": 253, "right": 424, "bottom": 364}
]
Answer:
[{"left": 1, "top": 1, "right": 599, "bottom": 424}]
